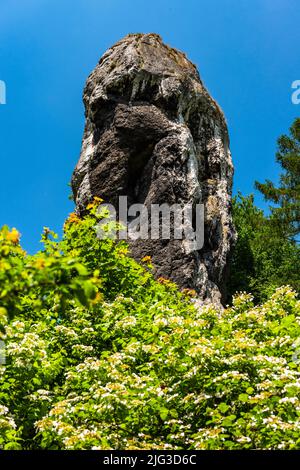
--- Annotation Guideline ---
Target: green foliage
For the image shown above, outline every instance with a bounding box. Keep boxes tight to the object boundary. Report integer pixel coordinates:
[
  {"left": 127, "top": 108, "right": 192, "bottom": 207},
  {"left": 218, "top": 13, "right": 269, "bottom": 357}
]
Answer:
[
  {"left": 255, "top": 117, "right": 300, "bottom": 240},
  {"left": 0, "top": 202, "right": 300, "bottom": 449},
  {"left": 228, "top": 119, "right": 300, "bottom": 303},
  {"left": 228, "top": 194, "right": 300, "bottom": 303}
]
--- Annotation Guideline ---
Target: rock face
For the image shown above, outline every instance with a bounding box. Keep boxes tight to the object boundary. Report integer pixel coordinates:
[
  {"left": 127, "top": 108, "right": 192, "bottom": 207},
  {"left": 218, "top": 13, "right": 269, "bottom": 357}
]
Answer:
[{"left": 72, "top": 33, "right": 236, "bottom": 304}]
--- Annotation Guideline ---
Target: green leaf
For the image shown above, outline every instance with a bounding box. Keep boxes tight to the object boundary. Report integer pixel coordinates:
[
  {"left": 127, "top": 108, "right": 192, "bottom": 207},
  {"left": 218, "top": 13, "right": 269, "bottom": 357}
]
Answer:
[
  {"left": 238, "top": 394, "right": 249, "bottom": 402},
  {"left": 159, "top": 408, "right": 169, "bottom": 420},
  {"left": 219, "top": 403, "right": 230, "bottom": 413}
]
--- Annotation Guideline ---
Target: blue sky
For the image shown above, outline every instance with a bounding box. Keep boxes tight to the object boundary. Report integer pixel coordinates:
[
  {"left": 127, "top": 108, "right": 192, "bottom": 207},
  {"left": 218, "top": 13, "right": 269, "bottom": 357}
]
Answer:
[{"left": 0, "top": 0, "right": 299, "bottom": 252}]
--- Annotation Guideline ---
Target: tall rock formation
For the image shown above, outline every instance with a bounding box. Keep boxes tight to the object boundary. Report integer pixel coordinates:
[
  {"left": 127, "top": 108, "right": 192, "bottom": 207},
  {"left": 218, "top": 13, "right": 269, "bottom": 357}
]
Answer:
[{"left": 72, "top": 33, "right": 236, "bottom": 303}]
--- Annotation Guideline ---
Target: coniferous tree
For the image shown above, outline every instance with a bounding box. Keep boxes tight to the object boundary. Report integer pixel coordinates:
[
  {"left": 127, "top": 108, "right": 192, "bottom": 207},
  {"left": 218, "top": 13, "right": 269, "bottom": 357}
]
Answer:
[{"left": 255, "top": 118, "right": 300, "bottom": 240}]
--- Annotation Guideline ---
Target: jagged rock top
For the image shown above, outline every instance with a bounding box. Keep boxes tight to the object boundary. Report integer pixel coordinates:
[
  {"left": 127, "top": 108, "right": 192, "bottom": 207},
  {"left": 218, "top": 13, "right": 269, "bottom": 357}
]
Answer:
[
  {"left": 95, "top": 33, "right": 200, "bottom": 82},
  {"left": 83, "top": 33, "right": 227, "bottom": 128}
]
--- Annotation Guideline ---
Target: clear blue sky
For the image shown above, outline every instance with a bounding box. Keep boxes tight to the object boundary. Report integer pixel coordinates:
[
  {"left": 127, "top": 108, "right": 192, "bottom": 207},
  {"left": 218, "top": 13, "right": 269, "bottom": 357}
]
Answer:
[{"left": 0, "top": 0, "right": 299, "bottom": 252}]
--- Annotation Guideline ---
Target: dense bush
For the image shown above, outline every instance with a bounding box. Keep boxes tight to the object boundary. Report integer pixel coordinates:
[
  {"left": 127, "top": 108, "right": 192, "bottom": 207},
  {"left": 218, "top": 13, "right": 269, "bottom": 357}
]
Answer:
[{"left": 0, "top": 200, "right": 300, "bottom": 449}]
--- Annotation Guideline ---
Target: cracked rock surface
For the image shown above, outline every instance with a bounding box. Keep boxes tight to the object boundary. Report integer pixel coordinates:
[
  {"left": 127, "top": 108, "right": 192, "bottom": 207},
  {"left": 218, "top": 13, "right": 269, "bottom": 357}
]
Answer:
[{"left": 72, "top": 33, "right": 236, "bottom": 304}]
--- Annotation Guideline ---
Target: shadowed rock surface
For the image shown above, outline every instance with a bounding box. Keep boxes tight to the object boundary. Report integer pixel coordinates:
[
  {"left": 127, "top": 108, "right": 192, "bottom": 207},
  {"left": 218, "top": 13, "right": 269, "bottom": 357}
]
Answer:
[{"left": 72, "top": 33, "right": 236, "bottom": 304}]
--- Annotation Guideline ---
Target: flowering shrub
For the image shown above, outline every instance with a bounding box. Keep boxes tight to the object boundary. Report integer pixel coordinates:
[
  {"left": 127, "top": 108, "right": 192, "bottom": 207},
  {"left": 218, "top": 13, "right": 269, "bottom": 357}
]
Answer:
[{"left": 0, "top": 204, "right": 300, "bottom": 449}]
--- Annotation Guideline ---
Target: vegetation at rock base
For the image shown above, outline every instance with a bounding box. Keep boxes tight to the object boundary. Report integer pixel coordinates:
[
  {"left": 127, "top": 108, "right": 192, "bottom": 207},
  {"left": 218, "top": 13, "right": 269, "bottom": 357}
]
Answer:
[{"left": 0, "top": 200, "right": 300, "bottom": 450}]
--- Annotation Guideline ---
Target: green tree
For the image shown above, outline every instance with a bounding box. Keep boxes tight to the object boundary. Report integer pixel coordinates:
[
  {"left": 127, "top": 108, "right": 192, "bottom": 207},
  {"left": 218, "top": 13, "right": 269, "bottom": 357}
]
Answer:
[
  {"left": 255, "top": 118, "right": 300, "bottom": 240},
  {"left": 227, "top": 194, "right": 300, "bottom": 303}
]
